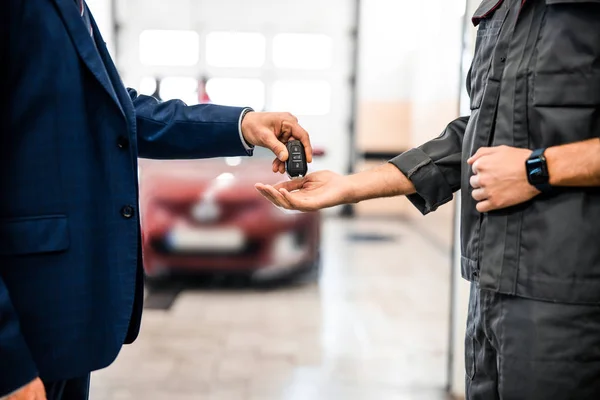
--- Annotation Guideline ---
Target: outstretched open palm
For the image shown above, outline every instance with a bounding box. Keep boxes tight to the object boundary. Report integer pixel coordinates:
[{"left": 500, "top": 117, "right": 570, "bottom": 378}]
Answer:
[{"left": 255, "top": 171, "right": 354, "bottom": 212}]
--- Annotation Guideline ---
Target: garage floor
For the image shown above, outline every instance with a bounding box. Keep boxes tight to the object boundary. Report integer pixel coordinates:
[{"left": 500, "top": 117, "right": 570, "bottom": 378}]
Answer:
[{"left": 91, "top": 217, "right": 453, "bottom": 400}]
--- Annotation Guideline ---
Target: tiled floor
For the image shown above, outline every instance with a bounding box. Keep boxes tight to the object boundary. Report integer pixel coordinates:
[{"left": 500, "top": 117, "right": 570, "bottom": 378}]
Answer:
[{"left": 91, "top": 217, "right": 453, "bottom": 400}]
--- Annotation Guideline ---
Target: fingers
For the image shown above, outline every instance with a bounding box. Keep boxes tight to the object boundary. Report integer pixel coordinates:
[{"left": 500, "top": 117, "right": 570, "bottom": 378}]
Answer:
[
  {"left": 472, "top": 156, "right": 489, "bottom": 174},
  {"left": 270, "top": 186, "right": 294, "bottom": 209},
  {"left": 467, "top": 147, "right": 495, "bottom": 165},
  {"left": 255, "top": 184, "right": 293, "bottom": 209},
  {"left": 470, "top": 154, "right": 492, "bottom": 175},
  {"left": 470, "top": 173, "right": 481, "bottom": 189},
  {"left": 476, "top": 201, "right": 492, "bottom": 213},
  {"left": 280, "top": 188, "right": 312, "bottom": 211},
  {"left": 255, "top": 182, "right": 313, "bottom": 212},
  {"left": 255, "top": 113, "right": 312, "bottom": 164},
  {"left": 244, "top": 112, "right": 312, "bottom": 165},
  {"left": 272, "top": 158, "right": 286, "bottom": 174},
  {"left": 470, "top": 171, "right": 488, "bottom": 210},
  {"left": 255, "top": 184, "right": 282, "bottom": 207},
  {"left": 285, "top": 120, "right": 313, "bottom": 163},
  {"left": 471, "top": 188, "right": 487, "bottom": 202},
  {"left": 278, "top": 120, "right": 294, "bottom": 144},
  {"left": 255, "top": 184, "right": 275, "bottom": 204},
  {"left": 264, "top": 134, "right": 288, "bottom": 162},
  {"left": 274, "top": 179, "right": 305, "bottom": 192}
]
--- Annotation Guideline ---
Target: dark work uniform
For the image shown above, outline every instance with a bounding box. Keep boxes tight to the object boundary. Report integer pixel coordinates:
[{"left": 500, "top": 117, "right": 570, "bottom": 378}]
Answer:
[{"left": 390, "top": 0, "right": 600, "bottom": 398}]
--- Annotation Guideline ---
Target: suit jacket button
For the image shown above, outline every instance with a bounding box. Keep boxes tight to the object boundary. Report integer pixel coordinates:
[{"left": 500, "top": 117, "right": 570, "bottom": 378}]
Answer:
[
  {"left": 117, "top": 136, "right": 129, "bottom": 149},
  {"left": 121, "top": 205, "right": 135, "bottom": 219}
]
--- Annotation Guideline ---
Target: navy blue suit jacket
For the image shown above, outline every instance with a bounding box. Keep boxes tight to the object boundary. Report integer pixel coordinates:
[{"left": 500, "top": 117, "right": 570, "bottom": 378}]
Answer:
[{"left": 0, "top": 0, "right": 251, "bottom": 394}]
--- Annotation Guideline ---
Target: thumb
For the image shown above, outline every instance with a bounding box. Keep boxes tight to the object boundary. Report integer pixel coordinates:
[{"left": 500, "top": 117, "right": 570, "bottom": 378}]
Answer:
[
  {"left": 468, "top": 147, "right": 494, "bottom": 164},
  {"left": 264, "top": 136, "right": 288, "bottom": 162}
]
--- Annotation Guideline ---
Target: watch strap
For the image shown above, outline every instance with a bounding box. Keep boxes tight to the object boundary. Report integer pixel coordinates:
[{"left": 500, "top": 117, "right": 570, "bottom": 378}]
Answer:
[
  {"left": 535, "top": 182, "right": 552, "bottom": 194},
  {"left": 530, "top": 148, "right": 545, "bottom": 160},
  {"left": 528, "top": 148, "right": 552, "bottom": 194}
]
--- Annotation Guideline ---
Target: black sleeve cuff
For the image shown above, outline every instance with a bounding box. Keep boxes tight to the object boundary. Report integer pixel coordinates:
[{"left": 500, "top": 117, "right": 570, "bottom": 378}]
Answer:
[{"left": 389, "top": 148, "right": 454, "bottom": 215}]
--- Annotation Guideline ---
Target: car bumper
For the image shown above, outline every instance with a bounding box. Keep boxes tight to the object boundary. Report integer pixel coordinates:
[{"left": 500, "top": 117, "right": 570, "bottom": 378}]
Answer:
[{"left": 143, "top": 224, "right": 318, "bottom": 276}]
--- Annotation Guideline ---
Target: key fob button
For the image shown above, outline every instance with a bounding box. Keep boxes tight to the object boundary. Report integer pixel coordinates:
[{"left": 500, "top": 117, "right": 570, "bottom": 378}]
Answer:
[{"left": 286, "top": 140, "right": 307, "bottom": 178}]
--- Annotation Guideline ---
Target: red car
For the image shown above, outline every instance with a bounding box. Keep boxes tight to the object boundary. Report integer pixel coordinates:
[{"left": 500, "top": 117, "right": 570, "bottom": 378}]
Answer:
[{"left": 138, "top": 147, "right": 321, "bottom": 284}]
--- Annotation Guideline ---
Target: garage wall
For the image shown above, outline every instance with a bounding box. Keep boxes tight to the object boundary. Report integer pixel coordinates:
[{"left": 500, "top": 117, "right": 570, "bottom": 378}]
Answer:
[
  {"left": 112, "top": 0, "right": 356, "bottom": 186},
  {"left": 354, "top": 0, "right": 464, "bottom": 219}
]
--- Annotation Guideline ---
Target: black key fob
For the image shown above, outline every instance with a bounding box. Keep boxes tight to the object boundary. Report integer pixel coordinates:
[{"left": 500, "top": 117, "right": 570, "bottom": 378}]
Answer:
[{"left": 285, "top": 140, "right": 308, "bottom": 179}]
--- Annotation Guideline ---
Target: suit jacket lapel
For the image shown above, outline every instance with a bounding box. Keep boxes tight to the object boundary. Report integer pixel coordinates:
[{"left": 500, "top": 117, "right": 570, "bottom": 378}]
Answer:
[
  {"left": 52, "top": 0, "right": 125, "bottom": 118},
  {"left": 88, "top": 13, "right": 137, "bottom": 131}
]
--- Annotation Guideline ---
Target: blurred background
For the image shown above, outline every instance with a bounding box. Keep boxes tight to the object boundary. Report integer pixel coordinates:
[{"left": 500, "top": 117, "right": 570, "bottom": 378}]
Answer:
[{"left": 85, "top": 0, "right": 481, "bottom": 399}]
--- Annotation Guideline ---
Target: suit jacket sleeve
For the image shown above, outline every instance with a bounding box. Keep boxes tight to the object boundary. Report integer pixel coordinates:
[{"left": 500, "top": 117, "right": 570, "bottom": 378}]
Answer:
[
  {"left": 388, "top": 116, "right": 469, "bottom": 215},
  {"left": 0, "top": 1, "right": 40, "bottom": 396},
  {"left": 129, "top": 89, "right": 251, "bottom": 160}
]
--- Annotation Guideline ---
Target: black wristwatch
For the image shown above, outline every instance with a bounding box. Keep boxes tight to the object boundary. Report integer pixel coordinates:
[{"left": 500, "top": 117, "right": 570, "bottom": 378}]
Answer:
[{"left": 526, "top": 148, "right": 552, "bottom": 194}]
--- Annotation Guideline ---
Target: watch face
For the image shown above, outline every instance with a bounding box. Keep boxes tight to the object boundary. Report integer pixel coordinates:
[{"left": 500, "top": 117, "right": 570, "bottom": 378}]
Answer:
[{"left": 526, "top": 158, "right": 548, "bottom": 185}]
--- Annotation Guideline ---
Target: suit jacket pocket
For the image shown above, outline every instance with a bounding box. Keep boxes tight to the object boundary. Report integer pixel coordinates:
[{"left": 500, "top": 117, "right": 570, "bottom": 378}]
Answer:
[{"left": 0, "top": 215, "right": 70, "bottom": 256}]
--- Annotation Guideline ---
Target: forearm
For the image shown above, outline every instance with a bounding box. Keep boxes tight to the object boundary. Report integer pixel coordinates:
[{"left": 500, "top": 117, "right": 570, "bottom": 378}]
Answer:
[
  {"left": 348, "top": 163, "right": 416, "bottom": 203},
  {"left": 546, "top": 138, "right": 600, "bottom": 187},
  {"left": 129, "top": 89, "right": 248, "bottom": 159}
]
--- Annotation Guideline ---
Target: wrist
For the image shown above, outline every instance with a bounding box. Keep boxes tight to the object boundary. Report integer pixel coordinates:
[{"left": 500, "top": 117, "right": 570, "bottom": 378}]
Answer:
[
  {"left": 346, "top": 163, "right": 409, "bottom": 203},
  {"left": 525, "top": 148, "right": 552, "bottom": 194},
  {"left": 529, "top": 138, "right": 600, "bottom": 188},
  {"left": 239, "top": 108, "right": 254, "bottom": 148},
  {"left": 545, "top": 145, "right": 560, "bottom": 186},
  {"left": 346, "top": 174, "right": 364, "bottom": 204}
]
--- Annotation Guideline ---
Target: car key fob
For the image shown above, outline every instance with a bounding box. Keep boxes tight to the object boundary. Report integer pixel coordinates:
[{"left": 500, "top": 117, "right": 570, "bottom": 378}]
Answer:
[{"left": 285, "top": 140, "right": 308, "bottom": 179}]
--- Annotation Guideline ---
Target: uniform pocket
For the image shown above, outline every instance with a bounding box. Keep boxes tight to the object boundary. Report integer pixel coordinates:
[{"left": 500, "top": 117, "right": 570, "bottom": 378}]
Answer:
[
  {"left": 469, "top": 0, "right": 509, "bottom": 110},
  {"left": 472, "top": 0, "right": 505, "bottom": 23},
  {"left": 529, "top": 72, "right": 600, "bottom": 147},
  {"left": 535, "top": 0, "right": 600, "bottom": 76},
  {"left": 530, "top": 0, "right": 600, "bottom": 147},
  {"left": 533, "top": 73, "right": 600, "bottom": 106},
  {"left": 0, "top": 215, "right": 70, "bottom": 256}
]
